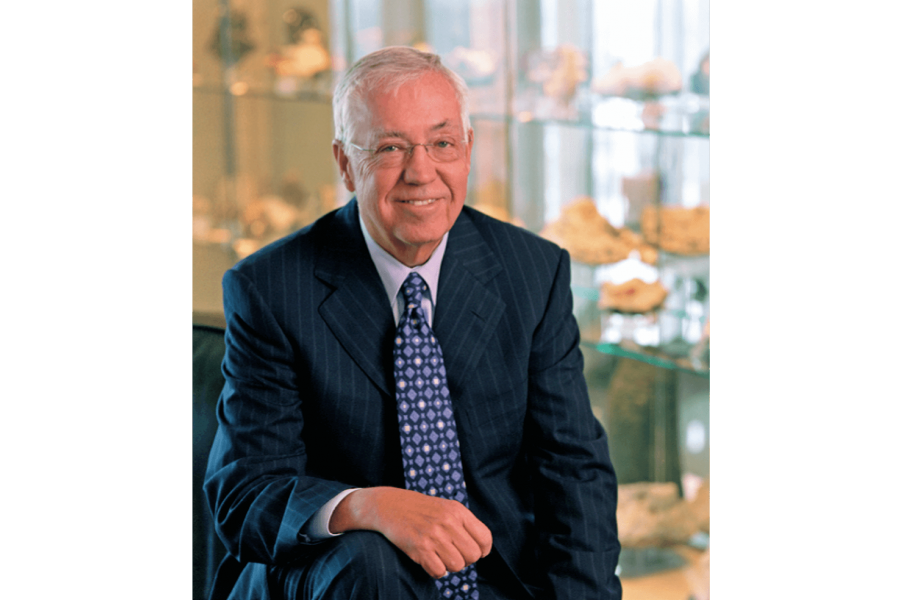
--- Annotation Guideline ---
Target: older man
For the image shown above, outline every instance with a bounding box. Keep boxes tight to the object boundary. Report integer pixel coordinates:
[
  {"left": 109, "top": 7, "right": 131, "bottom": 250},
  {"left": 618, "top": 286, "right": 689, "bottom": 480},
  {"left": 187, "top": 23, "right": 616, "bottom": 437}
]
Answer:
[{"left": 205, "top": 46, "right": 621, "bottom": 600}]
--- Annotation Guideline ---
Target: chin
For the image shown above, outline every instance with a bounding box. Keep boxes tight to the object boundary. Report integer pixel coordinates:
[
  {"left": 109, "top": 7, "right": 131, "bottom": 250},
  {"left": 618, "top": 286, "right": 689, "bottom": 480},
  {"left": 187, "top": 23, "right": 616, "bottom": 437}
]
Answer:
[{"left": 398, "top": 227, "right": 448, "bottom": 247}]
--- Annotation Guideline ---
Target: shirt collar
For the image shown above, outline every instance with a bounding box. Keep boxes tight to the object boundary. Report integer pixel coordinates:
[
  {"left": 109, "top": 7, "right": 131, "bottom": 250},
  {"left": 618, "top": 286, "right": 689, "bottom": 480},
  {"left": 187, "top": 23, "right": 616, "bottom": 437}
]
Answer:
[{"left": 359, "top": 210, "right": 448, "bottom": 315}]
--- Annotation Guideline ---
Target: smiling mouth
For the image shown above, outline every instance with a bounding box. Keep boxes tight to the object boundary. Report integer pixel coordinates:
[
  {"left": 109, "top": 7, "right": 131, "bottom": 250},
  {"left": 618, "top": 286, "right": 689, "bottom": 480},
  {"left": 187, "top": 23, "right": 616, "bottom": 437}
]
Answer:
[{"left": 399, "top": 198, "right": 439, "bottom": 206}]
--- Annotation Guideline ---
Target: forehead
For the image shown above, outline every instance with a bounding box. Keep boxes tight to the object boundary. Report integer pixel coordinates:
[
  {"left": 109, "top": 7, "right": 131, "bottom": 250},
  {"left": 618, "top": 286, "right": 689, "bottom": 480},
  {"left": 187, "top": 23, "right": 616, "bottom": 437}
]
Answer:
[{"left": 351, "top": 72, "right": 462, "bottom": 141}]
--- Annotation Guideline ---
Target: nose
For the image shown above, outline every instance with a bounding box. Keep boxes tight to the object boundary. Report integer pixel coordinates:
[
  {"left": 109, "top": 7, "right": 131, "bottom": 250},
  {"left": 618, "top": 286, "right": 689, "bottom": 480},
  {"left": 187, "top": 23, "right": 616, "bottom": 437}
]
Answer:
[{"left": 402, "top": 144, "right": 437, "bottom": 185}]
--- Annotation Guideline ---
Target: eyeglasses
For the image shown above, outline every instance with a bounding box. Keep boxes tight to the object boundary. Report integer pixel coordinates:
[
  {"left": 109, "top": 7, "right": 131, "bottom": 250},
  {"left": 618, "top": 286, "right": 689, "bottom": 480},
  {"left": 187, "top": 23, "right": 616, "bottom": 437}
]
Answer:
[{"left": 346, "top": 137, "right": 465, "bottom": 168}]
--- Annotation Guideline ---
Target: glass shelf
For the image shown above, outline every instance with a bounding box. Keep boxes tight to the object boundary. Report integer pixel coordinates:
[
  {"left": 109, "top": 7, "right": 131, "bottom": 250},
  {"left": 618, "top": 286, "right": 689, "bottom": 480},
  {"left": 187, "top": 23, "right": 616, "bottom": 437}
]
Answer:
[
  {"left": 192, "top": 83, "right": 333, "bottom": 104},
  {"left": 575, "top": 305, "right": 708, "bottom": 377},
  {"left": 191, "top": 91, "right": 708, "bottom": 138},
  {"left": 471, "top": 96, "right": 709, "bottom": 138},
  {"left": 588, "top": 341, "right": 710, "bottom": 379}
]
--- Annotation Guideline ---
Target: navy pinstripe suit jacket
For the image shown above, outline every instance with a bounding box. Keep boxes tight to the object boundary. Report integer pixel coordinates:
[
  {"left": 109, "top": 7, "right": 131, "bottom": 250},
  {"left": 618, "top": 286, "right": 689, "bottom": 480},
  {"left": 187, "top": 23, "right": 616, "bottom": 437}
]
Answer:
[{"left": 204, "top": 200, "right": 621, "bottom": 599}]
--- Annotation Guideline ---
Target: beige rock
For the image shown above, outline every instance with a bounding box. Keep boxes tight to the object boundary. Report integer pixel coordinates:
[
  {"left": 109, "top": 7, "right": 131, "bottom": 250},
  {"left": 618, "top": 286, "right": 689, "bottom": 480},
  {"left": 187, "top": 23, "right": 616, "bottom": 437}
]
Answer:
[
  {"left": 541, "top": 197, "right": 652, "bottom": 265},
  {"left": 599, "top": 278, "right": 668, "bottom": 314},
  {"left": 617, "top": 481, "right": 709, "bottom": 548},
  {"left": 592, "top": 58, "right": 682, "bottom": 98},
  {"left": 641, "top": 205, "right": 710, "bottom": 255}
]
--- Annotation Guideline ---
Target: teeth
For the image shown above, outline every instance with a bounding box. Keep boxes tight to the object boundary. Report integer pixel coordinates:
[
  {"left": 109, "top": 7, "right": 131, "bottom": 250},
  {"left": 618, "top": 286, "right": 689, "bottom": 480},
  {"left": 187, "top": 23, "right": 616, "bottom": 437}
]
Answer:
[{"left": 403, "top": 198, "right": 437, "bottom": 206}]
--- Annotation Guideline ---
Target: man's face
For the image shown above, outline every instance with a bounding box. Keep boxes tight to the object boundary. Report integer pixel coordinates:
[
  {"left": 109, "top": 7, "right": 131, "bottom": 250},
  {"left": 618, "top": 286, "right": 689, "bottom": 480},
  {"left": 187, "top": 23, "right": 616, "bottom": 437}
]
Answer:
[{"left": 333, "top": 71, "right": 474, "bottom": 266}]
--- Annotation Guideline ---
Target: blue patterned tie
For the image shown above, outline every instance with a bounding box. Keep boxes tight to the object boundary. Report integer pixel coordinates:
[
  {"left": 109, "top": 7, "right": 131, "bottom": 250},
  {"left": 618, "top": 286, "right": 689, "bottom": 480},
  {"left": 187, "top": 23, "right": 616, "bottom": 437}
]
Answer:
[{"left": 394, "top": 272, "right": 479, "bottom": 600}]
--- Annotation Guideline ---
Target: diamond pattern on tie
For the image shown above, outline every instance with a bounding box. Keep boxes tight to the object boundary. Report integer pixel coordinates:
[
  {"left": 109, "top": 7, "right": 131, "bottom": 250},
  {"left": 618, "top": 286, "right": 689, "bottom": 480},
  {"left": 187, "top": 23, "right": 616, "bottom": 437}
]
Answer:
[{"left": 394, "top": 272, "right": 478, "bottom": 600}]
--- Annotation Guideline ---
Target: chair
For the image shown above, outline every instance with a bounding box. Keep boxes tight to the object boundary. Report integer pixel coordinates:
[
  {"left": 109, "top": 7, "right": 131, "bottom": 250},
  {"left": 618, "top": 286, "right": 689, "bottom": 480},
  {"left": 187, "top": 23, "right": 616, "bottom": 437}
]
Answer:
[{"left": 193, "top": 320, "right": 229, "bottom": 600}]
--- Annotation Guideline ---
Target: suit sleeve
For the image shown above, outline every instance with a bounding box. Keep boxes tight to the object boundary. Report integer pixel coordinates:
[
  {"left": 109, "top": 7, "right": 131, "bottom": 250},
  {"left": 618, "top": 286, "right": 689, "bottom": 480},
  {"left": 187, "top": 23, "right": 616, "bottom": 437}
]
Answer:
[
  {"left": 203, "top": 267, "right": 352, "bottom": 565},
  {"left": 524, "top": 249, "right": 622, "bottom": 599}
]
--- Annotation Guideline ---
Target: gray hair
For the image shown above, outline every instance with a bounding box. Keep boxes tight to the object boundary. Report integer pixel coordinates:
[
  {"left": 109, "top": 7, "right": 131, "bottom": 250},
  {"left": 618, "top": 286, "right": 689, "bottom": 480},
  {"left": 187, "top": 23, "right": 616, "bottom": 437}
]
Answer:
[{"left": 332, "top": 46, "right": 471, "bottom": 146}]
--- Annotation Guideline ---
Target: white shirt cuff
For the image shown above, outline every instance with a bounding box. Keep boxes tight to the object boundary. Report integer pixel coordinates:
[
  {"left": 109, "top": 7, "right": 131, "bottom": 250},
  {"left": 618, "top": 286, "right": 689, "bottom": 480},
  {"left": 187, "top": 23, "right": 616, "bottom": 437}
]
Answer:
[{"left": 303, "top": 488, "right": 360, "bottom": 540}]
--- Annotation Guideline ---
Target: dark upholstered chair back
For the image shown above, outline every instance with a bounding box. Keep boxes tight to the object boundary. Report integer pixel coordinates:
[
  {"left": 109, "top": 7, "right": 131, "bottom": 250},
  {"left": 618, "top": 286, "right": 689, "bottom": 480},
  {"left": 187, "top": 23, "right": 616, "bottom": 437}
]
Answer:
[{"left": 193, "top": 324, "right": 228, "bottom": 600}]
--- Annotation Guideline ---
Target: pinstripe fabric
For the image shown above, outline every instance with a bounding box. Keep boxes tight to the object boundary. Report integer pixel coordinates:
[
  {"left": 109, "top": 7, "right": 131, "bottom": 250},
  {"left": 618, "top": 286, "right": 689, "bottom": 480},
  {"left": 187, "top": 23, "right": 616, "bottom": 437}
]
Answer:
[
  {"left": 204, "top": 200, "right": 621, "bottom": 600},
  {"left": 268, "top": 531, "right": 443, "bottom": 599}
]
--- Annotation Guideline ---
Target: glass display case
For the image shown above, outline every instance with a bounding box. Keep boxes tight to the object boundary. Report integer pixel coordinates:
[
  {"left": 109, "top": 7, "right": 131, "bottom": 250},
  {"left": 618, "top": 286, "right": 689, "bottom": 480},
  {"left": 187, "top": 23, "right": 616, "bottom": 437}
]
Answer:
[
  {"left": 193, "top": 0, "right": 338, "bottom": 322},
  {"left": 194, "top": 0, "right": 709, "bottom": 595}
]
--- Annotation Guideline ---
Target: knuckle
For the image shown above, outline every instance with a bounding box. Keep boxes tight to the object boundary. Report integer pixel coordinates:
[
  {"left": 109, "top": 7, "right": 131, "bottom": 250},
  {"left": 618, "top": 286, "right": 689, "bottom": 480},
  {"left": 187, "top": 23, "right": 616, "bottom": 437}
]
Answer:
[
  {"left": 447, "top": 502, "right": 468, "bottom": 520},
  {"left": 418, "top": 538, "right": 437, "bottom": 555}
]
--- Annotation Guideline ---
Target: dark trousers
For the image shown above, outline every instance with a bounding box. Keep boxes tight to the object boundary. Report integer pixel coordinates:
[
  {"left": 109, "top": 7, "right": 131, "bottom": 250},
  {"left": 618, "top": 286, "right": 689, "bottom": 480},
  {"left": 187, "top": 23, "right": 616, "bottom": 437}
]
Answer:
[{"left": 253, "top": 531, "right": 533, "bottom": 600}]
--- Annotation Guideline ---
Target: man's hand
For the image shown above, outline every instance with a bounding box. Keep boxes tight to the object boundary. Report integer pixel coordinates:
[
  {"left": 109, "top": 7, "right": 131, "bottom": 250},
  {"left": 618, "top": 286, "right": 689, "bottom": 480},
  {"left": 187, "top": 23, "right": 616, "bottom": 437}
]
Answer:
[{"left": 329, "top": 486, "right": 492, "bottom": 579}]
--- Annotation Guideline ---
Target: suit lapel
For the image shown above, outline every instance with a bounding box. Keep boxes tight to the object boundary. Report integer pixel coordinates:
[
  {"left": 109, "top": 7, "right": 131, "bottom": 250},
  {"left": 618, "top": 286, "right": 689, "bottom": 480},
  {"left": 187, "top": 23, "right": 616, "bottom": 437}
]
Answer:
[
  {"left": 315, "top": 201, "right": 395, "bottom": 397},
  {"left": 433, "top": 209, "right": 506, "bottom": 407}
]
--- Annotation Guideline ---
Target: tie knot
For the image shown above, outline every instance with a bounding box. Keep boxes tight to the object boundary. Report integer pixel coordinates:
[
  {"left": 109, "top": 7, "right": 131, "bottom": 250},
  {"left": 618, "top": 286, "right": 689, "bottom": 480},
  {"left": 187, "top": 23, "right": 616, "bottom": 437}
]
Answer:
[{"left": 401, "top": 272, "right": 428, "bottom": 309}]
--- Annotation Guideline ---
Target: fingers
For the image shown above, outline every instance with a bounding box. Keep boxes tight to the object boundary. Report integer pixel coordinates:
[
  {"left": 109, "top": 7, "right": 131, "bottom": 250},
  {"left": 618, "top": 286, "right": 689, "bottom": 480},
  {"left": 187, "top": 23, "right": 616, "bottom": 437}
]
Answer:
[
  {"left": 449, "top": 523, "right": 487, "bottom": 567},
  {"left": 430, "top": 504, "right": 490, "bottom": 575},
  {"left": 420, "top": 551, "right": 451, "bottom": 579},
  {"left": 365, "top": 487, "right": 493, "bottom": 578},
  {"left": 434, "top": 543, "right": 467, "bottom": 576},
  {"left": 462, "top": 512, "right": 493, "bottom": 558},
  {"left": 408, "top": 518, "right": 474, "bottom": 578}
]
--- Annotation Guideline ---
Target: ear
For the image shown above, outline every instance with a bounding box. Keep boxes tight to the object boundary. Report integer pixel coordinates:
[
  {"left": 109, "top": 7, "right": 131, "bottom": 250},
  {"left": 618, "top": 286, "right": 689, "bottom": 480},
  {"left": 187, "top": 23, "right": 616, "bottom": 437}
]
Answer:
[
  {"left": 463, "top": 127, "right": 475, "bottom": 173},
  {"left": 332, "top": 140, "right": 356, "bottom": 192}
]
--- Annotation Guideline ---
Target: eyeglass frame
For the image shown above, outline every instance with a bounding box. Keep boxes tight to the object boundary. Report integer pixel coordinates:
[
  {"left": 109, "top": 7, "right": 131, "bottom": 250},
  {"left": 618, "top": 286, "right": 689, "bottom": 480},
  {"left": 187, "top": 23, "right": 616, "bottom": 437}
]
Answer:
[{"left": 344, "top": 137, "right": 466, "bottom": 167}]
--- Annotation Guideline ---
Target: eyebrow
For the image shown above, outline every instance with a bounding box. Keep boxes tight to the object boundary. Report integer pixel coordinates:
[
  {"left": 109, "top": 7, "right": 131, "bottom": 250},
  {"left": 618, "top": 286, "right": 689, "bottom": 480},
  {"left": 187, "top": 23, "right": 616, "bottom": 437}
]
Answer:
[{"left": 372, "top": 121, "right": 456, "bottom": 140}]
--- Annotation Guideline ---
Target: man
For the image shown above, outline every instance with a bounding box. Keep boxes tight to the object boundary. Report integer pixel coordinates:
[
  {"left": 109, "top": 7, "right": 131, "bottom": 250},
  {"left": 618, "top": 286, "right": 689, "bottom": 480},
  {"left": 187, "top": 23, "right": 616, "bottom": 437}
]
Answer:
[{"left": 205, "top": 46, "right": 621, "bottom": 600}]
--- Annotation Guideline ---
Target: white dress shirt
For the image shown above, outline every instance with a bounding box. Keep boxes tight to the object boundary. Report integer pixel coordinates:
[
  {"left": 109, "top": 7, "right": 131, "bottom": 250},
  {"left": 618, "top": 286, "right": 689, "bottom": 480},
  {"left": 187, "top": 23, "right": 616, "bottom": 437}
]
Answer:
[{"left": 301, "top": 212, "right": 449, "bottom": 540}]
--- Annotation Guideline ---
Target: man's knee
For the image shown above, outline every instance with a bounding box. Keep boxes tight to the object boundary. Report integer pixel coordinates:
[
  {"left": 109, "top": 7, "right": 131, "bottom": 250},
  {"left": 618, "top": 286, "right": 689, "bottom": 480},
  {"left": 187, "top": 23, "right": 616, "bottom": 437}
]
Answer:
[
  {"left": 297, "top": 531, "right": 440, "bottom": 599},
  {"left": 328, "top": 531, "right": 408, "bottom": 583}
]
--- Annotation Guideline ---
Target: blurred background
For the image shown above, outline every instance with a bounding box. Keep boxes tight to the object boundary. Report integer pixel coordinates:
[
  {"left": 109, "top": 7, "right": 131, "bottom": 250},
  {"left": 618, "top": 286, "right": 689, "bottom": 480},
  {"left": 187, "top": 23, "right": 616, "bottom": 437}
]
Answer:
[{"left": 193, "top": 1, "right": 710, "bottom": 598}]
